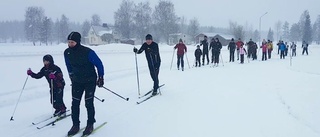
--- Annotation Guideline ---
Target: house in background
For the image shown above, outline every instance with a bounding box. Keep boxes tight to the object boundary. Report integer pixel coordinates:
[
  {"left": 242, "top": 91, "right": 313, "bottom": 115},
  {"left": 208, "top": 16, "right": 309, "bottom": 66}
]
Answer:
[
  {"left": 169, "top": 33, "right": 193, "bottom": 45},
  {"left": 195, "top": 33, "right": 234, "bottom": 46},
  {"left": 85, "top": 23, "right": 120, "bottom": 46}
]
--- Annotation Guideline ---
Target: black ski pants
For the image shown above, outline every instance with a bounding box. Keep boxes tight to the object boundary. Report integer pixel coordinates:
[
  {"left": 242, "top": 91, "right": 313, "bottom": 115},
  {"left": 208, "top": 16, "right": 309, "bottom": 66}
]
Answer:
[
  {"left": 202, "top": 51, "right": 209, "bottom": 65},
  {"left": 229, "top": 50, "right": 235, "bottom": 62},
  {"left": 71, "top": 81, "right": 96, "bottom": 126},
  {"left": 177, "top": 54, "right": 184, "bottom": 69},
  {"left": 50, "top": 88, "right": 66, "bottom": 111}
]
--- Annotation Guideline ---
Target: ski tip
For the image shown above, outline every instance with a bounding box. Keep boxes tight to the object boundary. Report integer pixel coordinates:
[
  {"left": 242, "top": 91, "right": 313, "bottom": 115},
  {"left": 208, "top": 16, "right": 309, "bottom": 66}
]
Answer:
[
  {"left": 36, "top": 127, "right": 41, "bottom": 129},
  {"left": 126, "top": 98, "right": 129, "bottom": 101}
]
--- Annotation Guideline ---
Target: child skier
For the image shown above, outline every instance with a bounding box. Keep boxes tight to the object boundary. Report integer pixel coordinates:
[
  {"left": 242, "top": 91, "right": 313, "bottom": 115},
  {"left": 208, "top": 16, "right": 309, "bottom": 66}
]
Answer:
[
  {"left": 194, "top": 45, "right": 202, "bottom": 67},
  {"left": 239, "top": 45, "right": 247, "bottom": 64},
  {"left": 27, "top": 54, "right": 67, "bottom": 117}
]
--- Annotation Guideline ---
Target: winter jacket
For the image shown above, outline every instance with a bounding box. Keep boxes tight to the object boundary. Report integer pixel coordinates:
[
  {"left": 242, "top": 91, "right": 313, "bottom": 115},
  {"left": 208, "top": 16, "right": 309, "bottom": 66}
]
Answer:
[
  {"left": 291, "top": 44, "right": 297, "bottom": 49},
  {"left": 136, "top": 41, "right": 161, "bottom": 70},
  {"left": 239, "top": 47, "right": 247, "bottom": 55},
  {"left": 174, "top": 43, "right": 187, "bottom": 56},
  {"left": 261, "top": 44, "right": 268, "bottom": 52},
  {"left": 302, "top": 42, "right": 308, "bottom": 48},
  {"left": 194, "top": 49, "right": 202, "bottom": 58},
  {"left": 236, "top": 41, "right": 244, "bottom": 50},
  {"left": 267, "top": 43, "right": 273, "bottom": 51},
  {"left": 200, "top": 39, "right": 209, "bottom": 53},
  {"left": 280, "top": 43, "right": 286, "bottom": 51},
  {"left": 210, "top": 41, "right": 222, "bottom": 52},
  {"left": 64, "top": 44, "right": 104, "bottom": 83},
  {"left": 228, "top": 41, "right": 236, "bottom": 51},
  {"left": 30, "top": 64, "right": 65, "bottom": 89}
]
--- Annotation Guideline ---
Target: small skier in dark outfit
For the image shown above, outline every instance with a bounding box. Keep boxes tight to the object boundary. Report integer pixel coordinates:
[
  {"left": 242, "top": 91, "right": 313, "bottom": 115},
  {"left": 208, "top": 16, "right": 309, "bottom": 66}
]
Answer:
[
  {"left": 194, "top": 45, "right": 202, "bottom": 67},
  {"left": 133, "top": 34, "right": 161, "bottom": 96},
  {"left": 27, "top": 54, "right": 67, "bottom": 117}
]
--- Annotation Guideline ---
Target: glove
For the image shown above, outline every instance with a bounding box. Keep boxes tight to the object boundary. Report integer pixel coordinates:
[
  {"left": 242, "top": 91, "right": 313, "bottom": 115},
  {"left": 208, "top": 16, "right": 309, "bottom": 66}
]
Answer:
[
  {"left": 97, "top": 77, "right": 104, "bottom": 87},
  {"left": 49, "top": 73, "right": 56, "bottom": 79},
  {"left": 133, "top": 47, "right": 138, "bottom": 53},
  {"left": 27, "top": 69, "right": 33, "bottom": 75}
]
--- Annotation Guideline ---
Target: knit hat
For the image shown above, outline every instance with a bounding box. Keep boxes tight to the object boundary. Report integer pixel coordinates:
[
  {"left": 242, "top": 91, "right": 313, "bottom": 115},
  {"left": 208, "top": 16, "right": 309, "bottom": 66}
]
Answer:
[
  {"left": 146, "top": 34, "right": 153, "bottom": 40},
  {"left": 67, "top": 32, "right": 81, "bottom": 43},
  {"left": 43, "top": 54, "right": 54, "bottom": 64},
  {"left": 179, "top": 39, "right": 183, "bottom": 42}
]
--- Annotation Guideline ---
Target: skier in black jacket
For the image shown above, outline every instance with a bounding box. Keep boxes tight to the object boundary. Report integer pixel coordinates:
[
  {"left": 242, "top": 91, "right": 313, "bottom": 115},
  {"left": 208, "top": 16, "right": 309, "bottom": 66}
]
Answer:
[
  {"left": 200, "top": 35, "right": 209, "bottom": 65},
  {"left": 27, "top": 54, "right": 66, "bottom": 117},
  {"left": 133, "top": 34, "right": 161, "bottom": 96},
  {"left": 194, "top": 45, "right": 202, "bottom": 67},
  {"left": 210, "top": 38, "right": 222, "bottom": 66},
  {"left": 64, "top": 32, "right": 104, "bottom": 136},
  {"left": 227, "top": 38, "right": 236, "bottom": 62}
]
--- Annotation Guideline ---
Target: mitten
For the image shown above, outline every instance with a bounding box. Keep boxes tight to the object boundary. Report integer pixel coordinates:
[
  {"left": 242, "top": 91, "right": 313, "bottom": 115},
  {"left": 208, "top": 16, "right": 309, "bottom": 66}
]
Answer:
[
  {"left": 49, "top": 73, "right": 56, "bottom": 79},
  {"left": 97, "top": 77, "right": 104, "bottom": 87},
  {"left": 27, "top": 69, "right": 33, "bottom": 75}
]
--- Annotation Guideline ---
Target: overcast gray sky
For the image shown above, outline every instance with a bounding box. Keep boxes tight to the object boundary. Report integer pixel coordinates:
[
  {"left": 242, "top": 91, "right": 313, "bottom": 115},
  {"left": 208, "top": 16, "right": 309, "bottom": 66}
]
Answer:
[{"left": 1, "top": 0, "right": 319, "bottom": 31}]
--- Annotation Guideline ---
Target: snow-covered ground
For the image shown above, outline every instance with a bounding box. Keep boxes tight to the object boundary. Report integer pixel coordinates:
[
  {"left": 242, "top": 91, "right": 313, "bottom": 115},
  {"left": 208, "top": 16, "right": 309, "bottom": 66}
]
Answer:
[{"left": 0, "top": 42, "right": 319, "bottom": 137}]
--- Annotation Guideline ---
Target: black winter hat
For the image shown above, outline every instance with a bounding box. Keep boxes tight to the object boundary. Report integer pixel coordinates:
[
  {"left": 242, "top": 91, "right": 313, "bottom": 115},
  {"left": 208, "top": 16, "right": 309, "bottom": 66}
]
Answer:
[
  {"left": 43, "top": 54, "right": 54, "bottom": 64},
  {"left": 146, "top": 34, "right": 153, "bottom": 40},
  {"left": 67, "top": 31, "right": 81, "bottom": 43}
]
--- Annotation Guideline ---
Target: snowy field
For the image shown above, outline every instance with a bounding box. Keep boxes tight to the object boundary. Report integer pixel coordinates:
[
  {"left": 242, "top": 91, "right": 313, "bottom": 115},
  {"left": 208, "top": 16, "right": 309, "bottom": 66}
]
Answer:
[{"left": 0, "top": 42, "right": 319, "bottom": 137}]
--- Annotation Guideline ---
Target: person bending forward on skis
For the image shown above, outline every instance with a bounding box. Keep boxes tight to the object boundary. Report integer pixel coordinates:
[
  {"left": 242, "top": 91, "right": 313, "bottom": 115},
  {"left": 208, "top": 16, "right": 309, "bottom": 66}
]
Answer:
[{"left": 133, "top": 34, "right": 161, "bottom": 96}]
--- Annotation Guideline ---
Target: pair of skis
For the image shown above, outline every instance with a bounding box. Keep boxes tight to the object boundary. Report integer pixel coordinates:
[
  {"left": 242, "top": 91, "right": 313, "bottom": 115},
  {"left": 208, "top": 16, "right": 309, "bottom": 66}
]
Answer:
[
  {"left": 67, "top": 122, "right": 107, "bottom": 137},
  {"left": 137, "top": 84, "right": 165, "bottom": 104},
  {"left": 33, "top": 113, "right": 72, "bottom": 129}
]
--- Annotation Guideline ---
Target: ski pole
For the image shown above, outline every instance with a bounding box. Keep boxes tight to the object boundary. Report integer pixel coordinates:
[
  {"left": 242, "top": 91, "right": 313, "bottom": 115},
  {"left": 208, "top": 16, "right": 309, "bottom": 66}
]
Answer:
[
  {"left": 10, "top": 76, "right": 29, "bottom": 121},
  {"left": 94, "top": 96, "right": 105, "bottom": 102},
  {"left": 50, "top": 79, "right": 54, "bottom": 116},
  {"left": 185, "top": 52, "right": 190, "bottom": 69},
  {"left": 102, "top": 86, "right": 129, "bottom": 101},
  {"left": 220, "top": 52, "right": 224, "bottom": 66},
  {"left": 134, "top": 52, "right": 141, "bottom": 95},
  {"left": 170, "top": 49, "right": 175, "bottom": 70},
  {"left": 290, "top": 46, "right": 292, "bottom": 66}
]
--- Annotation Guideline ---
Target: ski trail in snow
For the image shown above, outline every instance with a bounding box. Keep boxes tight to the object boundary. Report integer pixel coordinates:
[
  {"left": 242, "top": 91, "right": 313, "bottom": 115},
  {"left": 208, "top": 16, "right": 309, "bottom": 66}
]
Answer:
[
  {"left": 287, "top": 67, "right": 320, "bottom": 76},
  {"left": 276, "top": 91, "right": 320, "bottom": 135}
]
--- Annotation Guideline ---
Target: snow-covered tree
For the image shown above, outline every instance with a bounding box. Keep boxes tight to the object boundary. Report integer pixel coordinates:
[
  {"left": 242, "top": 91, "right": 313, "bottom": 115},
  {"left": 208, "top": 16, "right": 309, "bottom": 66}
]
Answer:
[
  {"left": 58, "top": 14, "right": 70, "bottom": 43},
  {"left": 24, "top": 6, "right": 45, "bottom": 45},
  {"left": 229, "top": 21, "right": 245, "bottom": 40},
  {"left": 114, "top": 0, "right": 134, "bottom": 39},
  {"left": 282, "top": 21, "right": 290, "bottom": 42},
  {"left": 39, "top": 16, "right": 52, "bottom": 45},
  {"left": 82, "top": 20, "right": 91, "bottom": 37},
  {"left": 300, "top": 10, "right": 312, "bottom": 43},
  {"left": 289, "top": 23, "right": 300, "bottom": 42},
  {"left": 253, "top": 29, "right": 259, "bottom": 42},
  {"left": 313, "top": 15, "right": 320, "bottom": 44},
  {"left": 187, "top": 18, "right": 200, "bottom": 39},
  {"left": 133, "top": 1, "right": 152, "bottom": 43},
  {"left": 91, "top": 14, "right": 101, "bottom": 26},
  {"left": 274, "top": 20, "right": 282, "bottom": 41},
  {"left": 153, "top": 0, "right": 179, "bottom": 43},
  {"left": 267, "top": 28, "right": 274, "bottom": 41}
]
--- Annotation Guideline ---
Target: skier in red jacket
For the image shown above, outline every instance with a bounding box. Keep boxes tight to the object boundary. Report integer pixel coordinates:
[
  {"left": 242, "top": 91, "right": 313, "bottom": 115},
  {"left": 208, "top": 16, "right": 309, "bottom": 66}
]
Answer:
[{"left": 174, "top": 39, "right": 187, "bottom": 71}]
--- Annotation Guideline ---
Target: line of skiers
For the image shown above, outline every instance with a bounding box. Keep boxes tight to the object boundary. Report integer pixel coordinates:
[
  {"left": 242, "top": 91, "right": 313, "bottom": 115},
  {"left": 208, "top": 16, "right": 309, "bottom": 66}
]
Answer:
[{"left": 192, "top": 35, "right": 310, "bottom": 66}]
